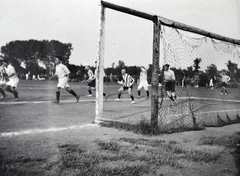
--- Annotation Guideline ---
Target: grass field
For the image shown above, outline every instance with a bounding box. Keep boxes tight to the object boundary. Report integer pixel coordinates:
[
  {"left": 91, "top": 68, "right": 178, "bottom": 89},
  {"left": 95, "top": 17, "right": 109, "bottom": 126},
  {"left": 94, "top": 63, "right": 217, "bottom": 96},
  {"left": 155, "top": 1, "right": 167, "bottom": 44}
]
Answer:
[{"left": 0, "top": 80, "right": 240, "bottom": 175}]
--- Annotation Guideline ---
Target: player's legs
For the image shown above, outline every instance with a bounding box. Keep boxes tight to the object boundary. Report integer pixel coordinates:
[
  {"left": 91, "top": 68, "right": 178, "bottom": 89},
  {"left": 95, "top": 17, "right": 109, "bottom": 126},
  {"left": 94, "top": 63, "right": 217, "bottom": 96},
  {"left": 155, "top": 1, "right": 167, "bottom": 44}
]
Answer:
[
  {"left": 114, "top": 87, "right": 124, "bottom": 101},
  {"left": 143, "top": 81, "right": 149, "bottom": 98},
  {"left": 128, "top": 87, "right": 135, "bottom": 104},
  {"left": 137, "top": 83, "right": 143, "bottom": 97},
  {"left": 166, "top": 82, "right": 175, "bottom": 102},
  {"left": 5, "top": 79, "right": 19, "bottom": 101},
  {"left": 52, "top": 87, "right": 61, "bottom": 104},
  {"left": 65, "top": 87, "right": 80, "bottom": 103},
  {"left": 0, "top": 87, "right": 7, "bottom": 99}
]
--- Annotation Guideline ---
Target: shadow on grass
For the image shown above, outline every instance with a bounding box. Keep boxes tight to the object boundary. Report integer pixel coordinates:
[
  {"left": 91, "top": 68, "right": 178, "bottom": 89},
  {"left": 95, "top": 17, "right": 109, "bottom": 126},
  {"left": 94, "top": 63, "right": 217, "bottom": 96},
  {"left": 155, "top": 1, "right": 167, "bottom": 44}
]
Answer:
[{"left": 99, "top": 118, "right": 204, "bottom": 135}]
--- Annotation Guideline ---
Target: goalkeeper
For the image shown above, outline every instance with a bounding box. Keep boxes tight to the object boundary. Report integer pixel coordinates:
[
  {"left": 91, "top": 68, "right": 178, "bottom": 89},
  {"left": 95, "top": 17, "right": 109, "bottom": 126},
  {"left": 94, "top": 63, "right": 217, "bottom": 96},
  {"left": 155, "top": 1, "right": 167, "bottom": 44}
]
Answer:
[{"left": 163, "top": 64, "right": 176, "bottom": 102}]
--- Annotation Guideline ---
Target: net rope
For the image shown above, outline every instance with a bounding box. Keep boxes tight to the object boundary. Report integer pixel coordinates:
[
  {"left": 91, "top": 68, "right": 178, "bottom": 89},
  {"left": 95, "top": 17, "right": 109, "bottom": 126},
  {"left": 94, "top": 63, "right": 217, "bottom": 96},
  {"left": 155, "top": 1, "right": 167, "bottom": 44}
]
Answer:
[{"left": 159, "top": 25, "right": 240, "bottom": 131}]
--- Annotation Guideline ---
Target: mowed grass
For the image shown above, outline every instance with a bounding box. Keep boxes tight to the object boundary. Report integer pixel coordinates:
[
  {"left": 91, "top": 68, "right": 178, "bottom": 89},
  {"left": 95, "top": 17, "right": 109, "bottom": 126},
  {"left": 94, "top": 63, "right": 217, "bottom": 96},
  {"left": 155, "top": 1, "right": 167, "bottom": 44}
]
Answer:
[
  {"left": 0, "top": 137, "right": 222, "bottom": 176},
  {"left": 1, "top": 80, "right": 240, "bottom": 175}
]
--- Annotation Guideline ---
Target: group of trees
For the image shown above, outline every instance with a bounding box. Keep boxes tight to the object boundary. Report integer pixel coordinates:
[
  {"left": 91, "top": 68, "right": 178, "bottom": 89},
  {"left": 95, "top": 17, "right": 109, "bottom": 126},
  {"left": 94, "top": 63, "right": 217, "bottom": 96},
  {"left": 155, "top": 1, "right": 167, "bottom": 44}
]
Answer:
[
  {"left": 1, "top": 39, "right": 72, "bottom": 78},
  {"left": 1, "top": 40, "right": 240, "bottom": 87}
]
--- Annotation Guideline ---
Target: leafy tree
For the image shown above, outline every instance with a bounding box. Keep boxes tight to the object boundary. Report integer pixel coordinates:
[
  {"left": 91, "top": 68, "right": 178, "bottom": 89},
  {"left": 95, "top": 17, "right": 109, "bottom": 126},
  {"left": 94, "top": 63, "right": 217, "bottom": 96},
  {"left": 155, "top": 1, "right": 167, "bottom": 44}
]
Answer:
[
  {"left": 193, "top": 58, "right": 202, "bottom": 72},
  {"left": 205, "top": 64, "right": 218, "bottom": 79}
]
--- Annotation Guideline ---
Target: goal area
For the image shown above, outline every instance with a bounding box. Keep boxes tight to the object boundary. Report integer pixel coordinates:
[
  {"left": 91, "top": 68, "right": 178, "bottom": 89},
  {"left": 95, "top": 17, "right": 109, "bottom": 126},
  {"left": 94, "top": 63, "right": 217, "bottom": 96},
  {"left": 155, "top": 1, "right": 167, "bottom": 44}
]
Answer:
[{"left": 95, "top": 1, "right": 240, "bottom": 132}]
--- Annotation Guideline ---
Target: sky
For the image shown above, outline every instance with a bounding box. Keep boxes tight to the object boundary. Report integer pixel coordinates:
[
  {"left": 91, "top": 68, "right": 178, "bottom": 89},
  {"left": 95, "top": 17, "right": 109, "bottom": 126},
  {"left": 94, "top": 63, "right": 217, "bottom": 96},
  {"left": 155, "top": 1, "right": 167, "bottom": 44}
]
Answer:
[{"left": 0, "top": 0, "right": 239, "bottom": 69}]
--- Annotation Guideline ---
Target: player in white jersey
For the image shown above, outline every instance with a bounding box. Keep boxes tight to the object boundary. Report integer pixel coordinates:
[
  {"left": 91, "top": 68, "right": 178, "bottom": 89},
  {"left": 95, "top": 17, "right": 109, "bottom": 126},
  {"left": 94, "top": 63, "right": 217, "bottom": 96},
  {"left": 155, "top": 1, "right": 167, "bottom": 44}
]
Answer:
[
  {"left": 220, "top": 72, "right": 230, "bottom": 95},
  {"left": 85, "top": 62, "right": 108, "bottom": 101},
  {"left": 0, "top": 58, "right": 7, "bottom": 99},
  {"left": 163, "top": 64, "right": 176, "bottom": 102},
  {"left": 2, "top": 59, "right": 19, "bottom": 101},
  {"left": 137, "top": 66, "right": 149, "bottom": 99},
  {"left": 115, "top": 68, "right": 135, "bottom": 104},
  {"left": 51, "top": 56, "right": 80, "bottom": 104}
]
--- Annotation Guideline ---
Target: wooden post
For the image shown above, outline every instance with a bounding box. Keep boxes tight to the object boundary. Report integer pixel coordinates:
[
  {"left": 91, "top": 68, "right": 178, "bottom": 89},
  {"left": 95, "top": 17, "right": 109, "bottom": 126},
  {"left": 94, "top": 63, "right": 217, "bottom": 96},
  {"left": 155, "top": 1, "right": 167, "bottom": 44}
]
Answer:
[
  {"left": 151, "top": 16, "right": 161, "bottom": 128},
  {"left": 95, "top": 3, "right": 105, "bottom": 123}
]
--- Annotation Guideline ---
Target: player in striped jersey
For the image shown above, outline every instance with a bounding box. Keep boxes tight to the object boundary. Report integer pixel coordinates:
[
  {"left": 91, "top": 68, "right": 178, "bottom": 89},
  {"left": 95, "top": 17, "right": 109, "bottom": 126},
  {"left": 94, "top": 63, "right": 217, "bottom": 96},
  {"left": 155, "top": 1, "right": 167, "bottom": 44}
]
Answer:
[
  {"left": 220, "top": 72, "right": 230, "bottom": 95},
  {"left": 85, "top": 62, "right": 108, "bottom": 100},
  {"left": 115, "top": 68, "right": 135, "bottom": 104},
  {"left": 137, "top": 66, "right": 149, "bottom": 99},
  {"left": 0, "top": 57, "right": 7, "bottom": 99}
]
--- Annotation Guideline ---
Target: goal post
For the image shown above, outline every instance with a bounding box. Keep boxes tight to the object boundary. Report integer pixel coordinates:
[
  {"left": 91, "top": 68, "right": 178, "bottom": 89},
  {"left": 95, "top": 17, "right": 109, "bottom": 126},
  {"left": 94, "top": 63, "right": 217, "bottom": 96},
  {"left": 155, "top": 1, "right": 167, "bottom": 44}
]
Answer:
[{"left": 96, "top": 0, "right": 240, "bottom": 129}]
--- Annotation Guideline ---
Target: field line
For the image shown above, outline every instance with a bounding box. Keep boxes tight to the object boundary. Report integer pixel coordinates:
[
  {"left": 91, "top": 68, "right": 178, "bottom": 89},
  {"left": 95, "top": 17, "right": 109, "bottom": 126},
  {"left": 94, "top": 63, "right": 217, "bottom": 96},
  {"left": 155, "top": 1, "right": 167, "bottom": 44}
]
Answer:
[
  {"left": 0, "top": 98, "right": 133, "bottom": 105},
  {"left": 1, "top": 96, "right": 240, "bottom": 105},
  {"left": 0, "top": 124, "right": 97, "bottom": 137}
]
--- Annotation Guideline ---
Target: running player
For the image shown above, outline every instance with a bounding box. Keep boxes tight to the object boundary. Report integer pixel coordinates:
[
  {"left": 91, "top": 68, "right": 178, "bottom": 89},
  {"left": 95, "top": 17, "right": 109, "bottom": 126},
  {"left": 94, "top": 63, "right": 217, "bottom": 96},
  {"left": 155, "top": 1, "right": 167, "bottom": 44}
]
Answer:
[
  {"left": 0, "top": 57, "right": 7, "bottom": 99},
  {"left": 85, "top": 62, "right": 108, "bottom": 100},
  {"left": 51, "top": 56, "right": 80, "bottom": 104},
  {"left": 115, "top": 68, "right": 135, "bottom": 104},
  {"left": 85, "top": 61, "right": 108, "bottom": 101},
  {"left": 137, "top": 66, "right": 149, "bottom": 99},
  {"left": 163, "top": 64, "right": 176, "bottom": 102},
  {"left": 2, "top": 59, "right": 19, "bottom": 101},
  {"left": 220, "top": 72, "right": 230, "bottom": 95}
]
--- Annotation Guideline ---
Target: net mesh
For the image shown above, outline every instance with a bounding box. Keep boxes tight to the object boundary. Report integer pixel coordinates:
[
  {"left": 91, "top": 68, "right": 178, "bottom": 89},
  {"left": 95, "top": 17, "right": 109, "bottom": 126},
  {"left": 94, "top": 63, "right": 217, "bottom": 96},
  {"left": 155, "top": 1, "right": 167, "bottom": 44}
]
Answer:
[{"left": 159, "top": 25, "right": 240, "bottom": 132}]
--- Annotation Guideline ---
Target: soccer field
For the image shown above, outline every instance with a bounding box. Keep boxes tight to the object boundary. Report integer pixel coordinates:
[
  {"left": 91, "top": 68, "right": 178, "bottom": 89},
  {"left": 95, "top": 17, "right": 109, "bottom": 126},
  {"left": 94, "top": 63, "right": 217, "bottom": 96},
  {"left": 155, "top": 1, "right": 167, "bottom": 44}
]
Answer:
[{"left": 0, "top": 80, "right": 240, "bottom": 135}]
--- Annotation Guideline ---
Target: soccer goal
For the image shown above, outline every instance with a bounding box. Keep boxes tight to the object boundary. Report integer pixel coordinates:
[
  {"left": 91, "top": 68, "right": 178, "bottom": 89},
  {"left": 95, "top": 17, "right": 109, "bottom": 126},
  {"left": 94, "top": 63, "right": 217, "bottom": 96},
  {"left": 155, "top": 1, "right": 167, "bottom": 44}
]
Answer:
[{"left": 96, "top": 1, "right": 240, "bottom": 132}]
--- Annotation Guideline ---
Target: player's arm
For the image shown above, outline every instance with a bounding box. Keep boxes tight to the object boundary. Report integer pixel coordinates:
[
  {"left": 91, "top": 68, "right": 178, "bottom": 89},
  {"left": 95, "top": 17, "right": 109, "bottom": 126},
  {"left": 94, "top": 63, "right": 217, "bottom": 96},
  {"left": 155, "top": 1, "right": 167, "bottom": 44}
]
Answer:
[{"left": 129, "top": 76, "right": 135, "bottom": 86}]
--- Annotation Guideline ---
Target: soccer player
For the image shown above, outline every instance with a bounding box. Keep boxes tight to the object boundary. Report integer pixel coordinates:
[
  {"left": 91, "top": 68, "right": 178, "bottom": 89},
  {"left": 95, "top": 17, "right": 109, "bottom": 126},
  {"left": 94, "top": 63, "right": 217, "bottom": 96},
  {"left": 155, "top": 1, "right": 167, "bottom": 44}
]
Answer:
[
  {"left": 163, "top": 64, "right": 176, "bottom": 102},
  {"left": 2, "top": 59, "right": 19, "bottom": 101},
  {"left": 51, "top": 56, "right": 80, "bottom": 104},
  {"left": 220, "top": 72, "right": 230, "bottom": 95},
  {"left": 115, "top": 68, "right": 135, "bottom": 104},
  {"left": 85, "top": 62, "right": 108, "bottom": 100},
  {"left": 0, "top": 58, "right": 7, "bottom": 99},
  {"left": 137, "top": 66, "right": 149, "bottom": 99}
]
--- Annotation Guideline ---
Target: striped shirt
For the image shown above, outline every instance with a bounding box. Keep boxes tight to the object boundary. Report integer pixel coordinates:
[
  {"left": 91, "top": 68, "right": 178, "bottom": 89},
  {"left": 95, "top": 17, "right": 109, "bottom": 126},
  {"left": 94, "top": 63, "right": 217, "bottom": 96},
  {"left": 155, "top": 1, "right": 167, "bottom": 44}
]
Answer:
[
  {"left": 121, "top": 73, "right": 135, "bottom": 87},
  {"left": 221, "top": 74, "right": 230, "bottom": 84},
  {"left": 0, "top": 66, "right": 6, "bottom": 81}
]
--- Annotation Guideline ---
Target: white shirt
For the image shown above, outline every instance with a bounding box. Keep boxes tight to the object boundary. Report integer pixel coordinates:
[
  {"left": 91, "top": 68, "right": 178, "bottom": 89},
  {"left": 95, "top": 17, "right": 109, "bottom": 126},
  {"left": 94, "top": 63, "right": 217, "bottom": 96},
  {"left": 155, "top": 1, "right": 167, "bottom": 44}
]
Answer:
[
  {"left": 55, "top": 63, "right": 70, "bottom": 79},
  {"left": 140, "top": 69, "right": 147, "bottom": 82},
  {"left": 5, "top": 64, "right": 18, "bottom": 80},
  {"left": 164, "top": 69, "right": 175, "bottom": 82},
  {"left": 88, "top": 69, "right": 95, "bottom": 80}
]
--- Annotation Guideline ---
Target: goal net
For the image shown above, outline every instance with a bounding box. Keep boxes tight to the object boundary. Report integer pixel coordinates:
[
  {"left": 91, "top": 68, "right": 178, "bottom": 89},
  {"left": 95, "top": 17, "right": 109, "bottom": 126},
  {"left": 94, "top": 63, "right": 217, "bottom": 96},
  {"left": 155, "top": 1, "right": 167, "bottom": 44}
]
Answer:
[
  {"left": 99, "top": 2, "right": 240, "bottom": 133},
  {"left": 159, "top": 25, "right": 240, "bottom": 132}
]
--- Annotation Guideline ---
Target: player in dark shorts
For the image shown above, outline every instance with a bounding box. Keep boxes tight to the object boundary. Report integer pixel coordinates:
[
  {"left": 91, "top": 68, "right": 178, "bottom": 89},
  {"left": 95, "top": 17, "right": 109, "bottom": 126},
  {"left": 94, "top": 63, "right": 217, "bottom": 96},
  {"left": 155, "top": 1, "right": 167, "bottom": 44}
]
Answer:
[
  {"left": 163, "top": 64, "right": 176, "bottom": 102},
  {"left": 114, "top": 68, "right": 135, "bottom": 104}
]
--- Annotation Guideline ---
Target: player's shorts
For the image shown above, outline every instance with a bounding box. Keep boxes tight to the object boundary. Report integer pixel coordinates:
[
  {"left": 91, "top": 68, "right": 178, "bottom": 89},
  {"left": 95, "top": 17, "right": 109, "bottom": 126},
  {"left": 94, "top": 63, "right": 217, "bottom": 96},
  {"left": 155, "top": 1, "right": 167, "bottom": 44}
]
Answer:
[
  {"left": 57, "top": 77, "right": 69, "bottom": 88},
  {"left": 122, "top": 85, "right": 133, "bottom": 91},
  {"left": 6, "top": 78, "right": 19, "bottom": 88},
  {"left": 0, "top": 78, "right": 6, "bottom": 87},
  {"left": 222, "top": 82, "right": 227, "bottom": 87},
  {"left": 165, "top": 81, "right": 175, "bottom": 92},
  {"left": 138, "top": 80, "right": 149, "bottom": 91},
  {"left": 88, "top": 79, "right": 96, "bottom": 88}
]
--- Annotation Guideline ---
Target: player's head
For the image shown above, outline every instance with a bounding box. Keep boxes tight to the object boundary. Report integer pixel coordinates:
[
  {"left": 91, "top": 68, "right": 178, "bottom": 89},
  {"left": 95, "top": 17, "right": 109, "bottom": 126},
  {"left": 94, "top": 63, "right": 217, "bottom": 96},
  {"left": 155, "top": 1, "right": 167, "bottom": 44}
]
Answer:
[
  {"left": 163, "top": 64, "right": 170, "bottom": 71},
  {"left": 85, "top": 65, "right": 90, "bottom": 70},
  {"left": 2, "top": 59, "right": 9, "bottom": 67},
  {"left": 55, "top": 56, "right": 63, "bottom": 65},
  {"left": 121, "top": 68, "right": 126, "bottom": 75},
  {"left": 140, "top": 66, "right": 146, "bottom": 72}
]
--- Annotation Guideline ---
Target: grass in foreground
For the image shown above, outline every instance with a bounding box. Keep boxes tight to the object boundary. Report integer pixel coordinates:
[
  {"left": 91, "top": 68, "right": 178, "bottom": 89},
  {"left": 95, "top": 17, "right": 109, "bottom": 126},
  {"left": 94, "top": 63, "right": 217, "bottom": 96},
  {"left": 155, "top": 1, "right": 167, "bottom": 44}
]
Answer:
[{"left": 44, "top": 138, "right": 220, "bottom": 176}]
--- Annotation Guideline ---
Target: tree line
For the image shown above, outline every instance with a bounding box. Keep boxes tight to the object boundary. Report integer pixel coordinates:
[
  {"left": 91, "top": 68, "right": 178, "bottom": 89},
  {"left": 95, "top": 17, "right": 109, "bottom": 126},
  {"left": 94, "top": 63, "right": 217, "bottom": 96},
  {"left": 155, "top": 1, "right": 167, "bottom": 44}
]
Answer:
[{"left": 1, "top": 40, "right": 239, "bottom": 87}]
